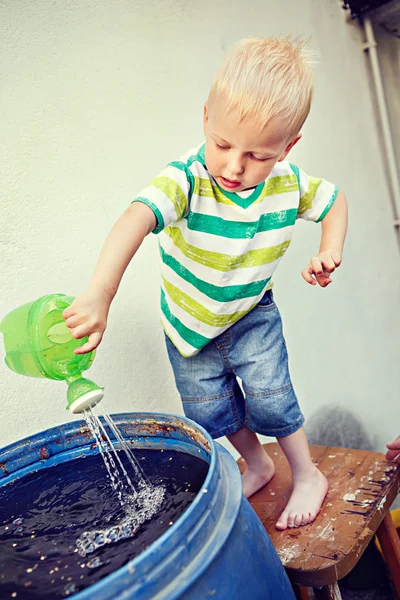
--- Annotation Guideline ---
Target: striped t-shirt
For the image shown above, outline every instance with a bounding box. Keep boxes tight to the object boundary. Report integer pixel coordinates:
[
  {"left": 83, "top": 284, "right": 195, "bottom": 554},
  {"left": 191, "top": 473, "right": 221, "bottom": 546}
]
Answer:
[{"left": 132, "top": 144, "right": 338, "bottom": 357}]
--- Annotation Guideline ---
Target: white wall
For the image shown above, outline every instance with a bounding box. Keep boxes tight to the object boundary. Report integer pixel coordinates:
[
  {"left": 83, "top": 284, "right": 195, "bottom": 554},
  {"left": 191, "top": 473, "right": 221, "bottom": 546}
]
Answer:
[{"left": 1, "top": 0, "right": 399, "bottom": 455}]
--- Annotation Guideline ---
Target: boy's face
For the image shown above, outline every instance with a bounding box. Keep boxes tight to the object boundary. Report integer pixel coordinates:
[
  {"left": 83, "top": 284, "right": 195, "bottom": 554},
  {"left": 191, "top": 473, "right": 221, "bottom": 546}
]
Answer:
[{"left": 203, "top": 98, "right": 301, "bottom": 193}]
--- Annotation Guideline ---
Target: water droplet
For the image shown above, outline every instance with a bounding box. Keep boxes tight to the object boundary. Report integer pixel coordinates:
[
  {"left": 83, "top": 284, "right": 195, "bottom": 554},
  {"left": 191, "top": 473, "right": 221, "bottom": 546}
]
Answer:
[
  {"left": 94, "top": 533, "right": 105, "bottom": 545},
  {"left": 87, "top": 557, "right": 103, "bottom": 569},
  {"left": 105, "top": 528, "right": 118, "bottom": 543},
  {"left": 63, "top": 582, "right": 77, "bottom": 596},
  {"left": 40, "top": 556, "right": 46, "bottom": 561}
]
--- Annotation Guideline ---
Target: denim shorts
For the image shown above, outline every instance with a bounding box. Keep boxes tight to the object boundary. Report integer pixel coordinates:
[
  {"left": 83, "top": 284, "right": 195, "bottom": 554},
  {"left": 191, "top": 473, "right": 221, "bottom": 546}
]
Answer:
[{"left": 165, "top": 289, "right": 304, "bottom": 439}]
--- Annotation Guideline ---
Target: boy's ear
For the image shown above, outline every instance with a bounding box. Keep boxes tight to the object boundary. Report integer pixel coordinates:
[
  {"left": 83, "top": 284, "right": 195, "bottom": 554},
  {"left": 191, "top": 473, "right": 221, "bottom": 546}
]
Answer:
[
  {"left": 203, "top": 103, "right": 209, "bottom": 135},
  {"left": 278, "top": 133, "right": 302, "bottom": 162}
]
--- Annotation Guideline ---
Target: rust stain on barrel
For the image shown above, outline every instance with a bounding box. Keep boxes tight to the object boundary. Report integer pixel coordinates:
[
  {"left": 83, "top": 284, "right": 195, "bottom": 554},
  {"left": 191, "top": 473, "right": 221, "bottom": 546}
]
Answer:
[{"left": 39, "top": 447, "right": 49, "bottom": 460}]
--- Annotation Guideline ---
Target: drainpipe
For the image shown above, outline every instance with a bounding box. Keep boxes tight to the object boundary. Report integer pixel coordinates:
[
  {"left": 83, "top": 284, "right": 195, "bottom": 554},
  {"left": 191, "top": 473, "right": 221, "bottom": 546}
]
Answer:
[{"left": 362, "top": 17, "right": 400, "bottom": 242}]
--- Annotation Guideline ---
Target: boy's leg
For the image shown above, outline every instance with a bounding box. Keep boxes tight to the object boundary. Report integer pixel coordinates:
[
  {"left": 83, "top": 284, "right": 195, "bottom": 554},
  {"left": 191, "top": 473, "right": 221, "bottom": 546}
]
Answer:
[
  {"left": 164, "top": 332, "right": 247, "bottom": 440},
  {"left": 275, "top": 427, "right": 328, "bottom": 530},
  {"left": 227, "top": 427, "right": 275, "bottom": 497},
  {"left": 227, "top": 426, "right": 328, "bottom": 528},
  {"left": 224, "top": 289, "right": 328, "bottom": 529}
]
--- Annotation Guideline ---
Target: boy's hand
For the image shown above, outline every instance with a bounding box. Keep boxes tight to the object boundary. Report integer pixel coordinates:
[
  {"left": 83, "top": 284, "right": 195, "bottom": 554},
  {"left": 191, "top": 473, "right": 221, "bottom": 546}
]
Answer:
[
  {"left": 63, "top": 290, "right": 111, "bottom": 354},
  {"left": 301, "top": 249, "right": 342, "bottom": 288}
]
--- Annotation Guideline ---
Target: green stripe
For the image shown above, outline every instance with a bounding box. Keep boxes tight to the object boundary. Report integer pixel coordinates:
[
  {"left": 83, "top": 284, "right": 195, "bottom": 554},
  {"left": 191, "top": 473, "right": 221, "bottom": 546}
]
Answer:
[
  {"left": 196, "top": 143, "right": 206, "bottom": 165},
  {"left": 263, "top": 174, "right": 298, "bottom": 196},
  {"left": 165, "top": 227, "right": 290, "bottom": 271},
  {"left": 161, "top": 288, "right": 210, "bottom": 349},
  {"left": 163, "top": 328, "right": 195, "bottom": 358},
  {"left": 191, "top": 175, "right": 298, "bottom": 208},
  {"left": 195, "top": 144, "right": 297, "bottom": 204},
  {"left": 163, "top": 277, "right": 256, "bottom": 328},
  {"left": 213, "top": 180, "right": 264, "bottom": 207},
  {"left": 316, "top": 186, "right": 339, "bottom": 223},
  {"left": 297, "top": 176, "right": 323, "bottom": 217},
  {"left": 150, "top": 176, "right": 188, "bottom": 220},
  {"left": 289, "top": 163, "right": 301, "bottom": 190},
  {"left": 169, "top": 161, "right": 194, "bottom": 204},
  {"left": 193, "top": 177, "right": 233, "bottom": 205},
  {"left": 160, "top": 245, "right": 271, "bottom": 301},
  {"left": 187, "top": 208, "right": 297, "bottom": 239}
]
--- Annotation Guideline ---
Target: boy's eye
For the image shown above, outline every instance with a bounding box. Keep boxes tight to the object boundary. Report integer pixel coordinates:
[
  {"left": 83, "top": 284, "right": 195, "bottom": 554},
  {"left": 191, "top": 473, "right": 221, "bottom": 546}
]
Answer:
[
  {"left": 249, "top": 154, "right": 269, "bottom": 162},
  {"left": 216, "top": 143, "right": 229, "bottom": 150}
]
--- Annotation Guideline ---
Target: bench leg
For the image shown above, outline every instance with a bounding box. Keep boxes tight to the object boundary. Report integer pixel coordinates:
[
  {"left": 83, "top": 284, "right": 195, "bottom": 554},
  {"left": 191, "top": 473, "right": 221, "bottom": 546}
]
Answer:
[
  {"left": 376, "top": 511, "right": 400, "bottom": 598},
  {"left": 292, "top": 583, "right": 309, "bottom": 600},
  {"left": 313, "top": 582, "right": 341, "bottom": 600}
]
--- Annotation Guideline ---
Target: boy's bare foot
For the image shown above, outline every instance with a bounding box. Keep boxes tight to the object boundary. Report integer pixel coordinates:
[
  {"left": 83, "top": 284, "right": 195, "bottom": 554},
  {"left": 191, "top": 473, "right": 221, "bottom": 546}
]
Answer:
[
  {"left": 242, "top": 453, "right": 275, "bottom": 498},
  {"left": 275, "top": 466, "right": 328, "bottom": 530}
]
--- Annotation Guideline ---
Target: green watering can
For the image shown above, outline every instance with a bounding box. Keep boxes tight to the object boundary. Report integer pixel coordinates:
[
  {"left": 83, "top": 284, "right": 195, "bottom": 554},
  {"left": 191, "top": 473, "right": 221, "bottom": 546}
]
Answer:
[{"left": 0, "top": 294, "right": 103, "bottom": 414}]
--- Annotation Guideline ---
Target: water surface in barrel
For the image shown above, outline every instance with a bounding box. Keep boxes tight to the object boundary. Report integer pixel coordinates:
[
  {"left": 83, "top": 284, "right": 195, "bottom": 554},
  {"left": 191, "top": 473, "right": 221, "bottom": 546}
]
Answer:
[{"left": 0, "top": 449, "right": 209, "bottom": 599}]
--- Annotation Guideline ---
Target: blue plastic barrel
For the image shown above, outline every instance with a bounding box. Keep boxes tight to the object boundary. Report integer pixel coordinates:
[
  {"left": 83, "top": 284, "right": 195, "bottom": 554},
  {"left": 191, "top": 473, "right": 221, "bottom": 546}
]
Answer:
[{"left": 0, "top": 413, "right": 295, "bottom": 600}]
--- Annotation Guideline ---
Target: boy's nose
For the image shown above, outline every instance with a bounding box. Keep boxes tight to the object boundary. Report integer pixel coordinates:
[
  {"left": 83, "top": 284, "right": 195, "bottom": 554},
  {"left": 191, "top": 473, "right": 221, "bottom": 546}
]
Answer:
[{"left": 227, "top": 153, "right": 245, "bottom": 176}]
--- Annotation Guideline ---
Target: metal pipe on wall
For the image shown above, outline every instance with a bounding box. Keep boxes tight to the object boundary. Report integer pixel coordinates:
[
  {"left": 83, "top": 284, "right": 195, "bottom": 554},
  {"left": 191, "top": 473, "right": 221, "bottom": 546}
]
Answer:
[{"left": 362, "top": 16, "right": 400, "bottom": 238}]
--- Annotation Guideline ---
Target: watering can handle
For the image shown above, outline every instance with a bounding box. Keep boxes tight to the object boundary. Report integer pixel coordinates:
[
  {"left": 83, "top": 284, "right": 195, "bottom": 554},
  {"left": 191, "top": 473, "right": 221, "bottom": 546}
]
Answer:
[{"left": 53, "top": 295, "right": 76, "bottom": 313}]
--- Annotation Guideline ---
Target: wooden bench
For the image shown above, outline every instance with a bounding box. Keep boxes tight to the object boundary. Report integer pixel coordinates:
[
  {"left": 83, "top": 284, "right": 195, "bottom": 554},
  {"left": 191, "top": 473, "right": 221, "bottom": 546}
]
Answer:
[{"left": 238, "top": 443, "right": 400, "bottom": 599}]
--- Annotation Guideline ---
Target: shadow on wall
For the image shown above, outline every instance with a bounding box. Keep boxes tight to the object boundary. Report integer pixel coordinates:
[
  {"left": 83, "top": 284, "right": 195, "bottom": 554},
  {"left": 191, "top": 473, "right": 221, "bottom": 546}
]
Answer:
[{"left": 305, "top": 405, "right": 373, "bottom": 450}]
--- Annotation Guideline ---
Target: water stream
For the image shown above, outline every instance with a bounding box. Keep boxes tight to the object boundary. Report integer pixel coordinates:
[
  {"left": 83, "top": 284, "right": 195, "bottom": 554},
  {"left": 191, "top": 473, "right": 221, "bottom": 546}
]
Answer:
[{"left": 76, "top": 407, "right": 165, "bottom": 557}]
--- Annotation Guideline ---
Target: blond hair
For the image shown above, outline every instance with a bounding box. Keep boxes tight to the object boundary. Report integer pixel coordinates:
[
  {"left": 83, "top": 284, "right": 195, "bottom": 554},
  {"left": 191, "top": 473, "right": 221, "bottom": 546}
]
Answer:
[{"left": 208, "top": 36, "right": 318, "bottom": 138}]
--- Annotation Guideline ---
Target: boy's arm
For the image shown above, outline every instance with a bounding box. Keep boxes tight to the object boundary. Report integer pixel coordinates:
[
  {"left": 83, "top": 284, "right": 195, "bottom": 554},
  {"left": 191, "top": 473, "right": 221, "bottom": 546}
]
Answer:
[
  {"left": 63, "top": 201, "right": 156, "bottom": 354},
  {"left": 301, "top": 190, "right": 348, "bottom": 287}
]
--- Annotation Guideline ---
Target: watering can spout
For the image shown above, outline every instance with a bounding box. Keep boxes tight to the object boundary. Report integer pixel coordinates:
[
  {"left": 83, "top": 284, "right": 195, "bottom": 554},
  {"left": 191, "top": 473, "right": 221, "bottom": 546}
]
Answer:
[
  {"left": 66, "top": 377, "right": 104, "bottom": 414},
  {"left": 0, "top": 294, "right": 103, "bottom": 413}
]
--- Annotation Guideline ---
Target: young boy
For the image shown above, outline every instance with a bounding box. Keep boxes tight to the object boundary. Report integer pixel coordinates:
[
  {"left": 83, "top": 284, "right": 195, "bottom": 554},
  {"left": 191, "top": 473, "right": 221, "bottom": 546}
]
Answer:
[{"left": 63, "top": 37, "right": 348, "bottom": 530}]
